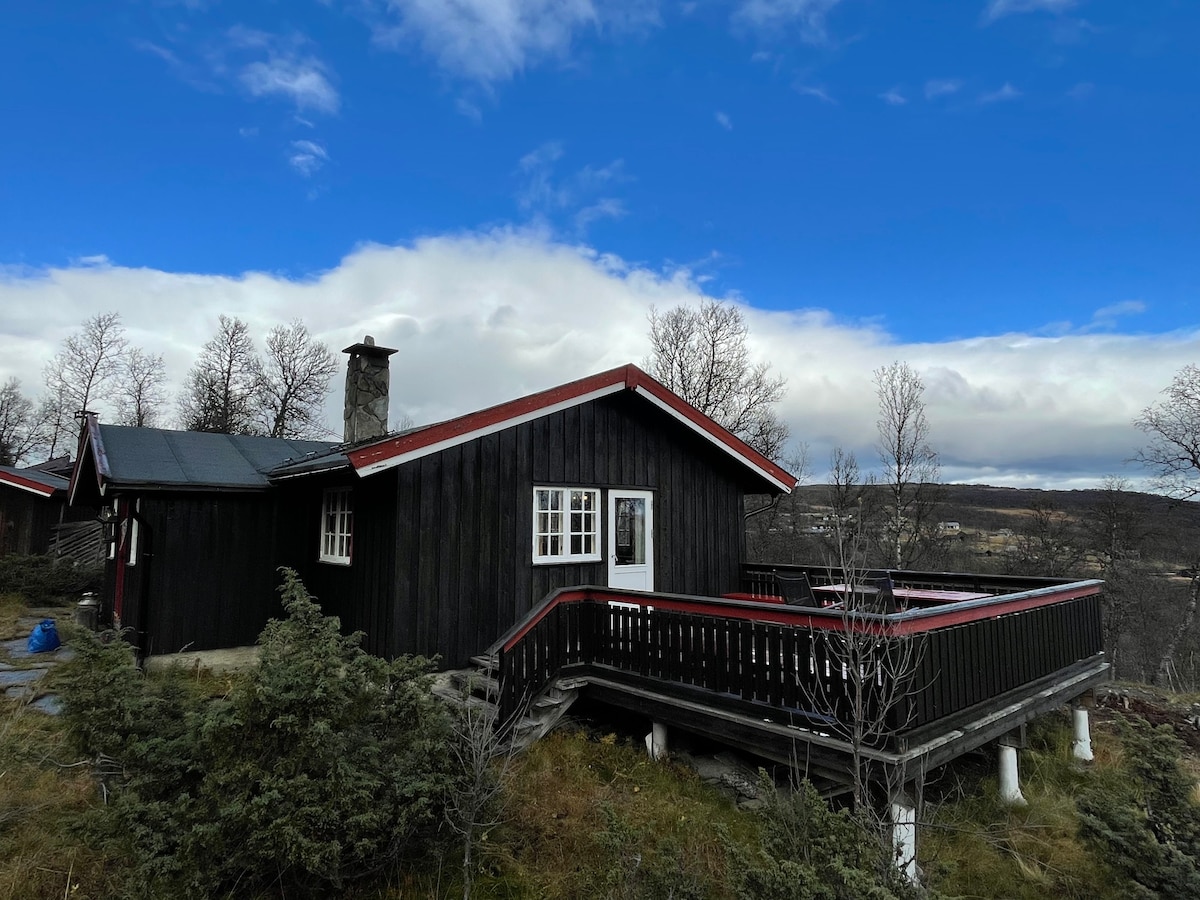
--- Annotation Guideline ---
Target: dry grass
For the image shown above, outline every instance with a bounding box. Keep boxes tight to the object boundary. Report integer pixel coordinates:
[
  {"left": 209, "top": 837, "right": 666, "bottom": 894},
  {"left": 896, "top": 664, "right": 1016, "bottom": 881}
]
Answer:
[
  {"left": 0, "top": 702, "right": 121, "bottom": 900},
  {"left": 922, "top": 714, "right": 1134, "bottom": 900},
  {"left": 472, "top": 727, "right": 757, "bottom": 900},
  {"left": 0, "top": 594, "right": 25, "bottom": 642}
]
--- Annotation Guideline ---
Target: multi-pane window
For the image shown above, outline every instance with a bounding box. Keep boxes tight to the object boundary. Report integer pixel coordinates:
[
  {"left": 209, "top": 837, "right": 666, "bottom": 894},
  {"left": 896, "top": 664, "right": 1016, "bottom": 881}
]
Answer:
[
  {"left": 533, "top": 488, "right": 600, "bottom": 563},
  {"left": 320, "top": 488, "right": 353, "bottom": 564}
]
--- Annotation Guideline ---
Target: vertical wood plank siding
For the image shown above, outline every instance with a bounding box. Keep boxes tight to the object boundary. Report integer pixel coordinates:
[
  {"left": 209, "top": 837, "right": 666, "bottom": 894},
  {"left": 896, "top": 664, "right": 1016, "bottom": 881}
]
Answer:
[
  {"left": 374, "top": 391, "right": 753, "bottom": 666},
  {"left": 119, "top": 494, "right": 284, "bottom": 655}
]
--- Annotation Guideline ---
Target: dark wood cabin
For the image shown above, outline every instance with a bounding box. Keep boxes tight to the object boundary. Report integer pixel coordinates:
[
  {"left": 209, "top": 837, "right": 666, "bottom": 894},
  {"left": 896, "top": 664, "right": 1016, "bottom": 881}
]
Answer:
[
  {"left": 274, "top": 365, "right": 793, "bottom": 666},
  {"left": 0, "top": 460, "right": 95, "bottom": 558},
  {"left": 67, "top": 363, "right": 794, "bottom": 664},
  {"left": 68, "top": 424, "right": 336, "bottom": 655}
]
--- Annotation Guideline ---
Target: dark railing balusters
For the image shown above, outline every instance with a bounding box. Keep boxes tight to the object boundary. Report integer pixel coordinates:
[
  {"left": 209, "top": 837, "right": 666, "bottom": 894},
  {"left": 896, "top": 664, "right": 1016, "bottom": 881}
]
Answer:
[{"left": 494, "top": 585, "right": 1104, "bottom": 752}]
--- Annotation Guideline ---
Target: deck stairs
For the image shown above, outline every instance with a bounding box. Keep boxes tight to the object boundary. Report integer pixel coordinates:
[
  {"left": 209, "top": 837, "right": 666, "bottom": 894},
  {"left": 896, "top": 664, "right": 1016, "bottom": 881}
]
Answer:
[{"left": 431, "top": 653, "right": 582, "bottom": 751}]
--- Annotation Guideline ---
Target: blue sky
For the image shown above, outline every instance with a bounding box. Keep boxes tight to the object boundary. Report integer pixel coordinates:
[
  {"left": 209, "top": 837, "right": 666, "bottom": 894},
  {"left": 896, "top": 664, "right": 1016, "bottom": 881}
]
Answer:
[{"left": 1, "top": 1, "right": 1198, "bottom": 487}]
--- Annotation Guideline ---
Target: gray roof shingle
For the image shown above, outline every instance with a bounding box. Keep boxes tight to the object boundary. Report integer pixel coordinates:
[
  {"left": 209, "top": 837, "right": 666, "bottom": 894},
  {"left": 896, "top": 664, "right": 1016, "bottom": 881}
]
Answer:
[{"left": 98, "top": 426, "right": 336, "bottom": 490}]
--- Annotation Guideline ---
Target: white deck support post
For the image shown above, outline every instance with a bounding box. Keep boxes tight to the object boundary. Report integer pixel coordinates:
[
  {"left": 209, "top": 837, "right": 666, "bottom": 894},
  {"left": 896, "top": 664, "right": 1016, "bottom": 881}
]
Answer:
[
  {"left": 645, "top": 722, "right": 668, "bottom": 760},
  {"left": 889, "top": 785, "right": 918, "bottom": 883},
  {"left": 998, "top": 735, "right": 1027, "bottom": 806},
  {"left": 1071, "top": 703, "right": 1094, "bottom": 762}
]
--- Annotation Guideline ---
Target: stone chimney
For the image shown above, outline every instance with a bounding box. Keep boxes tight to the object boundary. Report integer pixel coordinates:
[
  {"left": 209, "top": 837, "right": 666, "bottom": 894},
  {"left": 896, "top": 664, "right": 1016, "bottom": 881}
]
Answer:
[{"left": 342, "top": 335, "right": 398, "bottom": 444}]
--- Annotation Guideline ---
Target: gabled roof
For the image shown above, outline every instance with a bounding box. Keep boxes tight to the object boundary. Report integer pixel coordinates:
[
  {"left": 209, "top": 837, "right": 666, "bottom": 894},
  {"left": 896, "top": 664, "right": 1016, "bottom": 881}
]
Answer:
[
  {"left": 347, "top": 364, "right": 796, "bottom": 493},
  {"left": 0, "top": 465, "right": 69, "bottom": 498},
  {"left": 69, "top": 416, "right": 335, "bottom": 502}
]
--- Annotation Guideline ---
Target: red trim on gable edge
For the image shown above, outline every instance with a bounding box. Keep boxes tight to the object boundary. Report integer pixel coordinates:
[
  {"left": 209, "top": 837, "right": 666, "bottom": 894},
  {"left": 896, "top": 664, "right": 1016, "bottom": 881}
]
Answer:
[
  {"left": 347, "top": 364, "right": 797, "bottom": 491},
  {"left": 0, "top": 471, "right": 59, "bottom": 498}
]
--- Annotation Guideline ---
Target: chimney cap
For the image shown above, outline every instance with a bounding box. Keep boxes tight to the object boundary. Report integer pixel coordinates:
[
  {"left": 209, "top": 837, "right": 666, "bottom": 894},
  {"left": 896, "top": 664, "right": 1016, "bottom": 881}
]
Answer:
[{"left": 342, "top": 334, "right": 398, "bottom": 357}]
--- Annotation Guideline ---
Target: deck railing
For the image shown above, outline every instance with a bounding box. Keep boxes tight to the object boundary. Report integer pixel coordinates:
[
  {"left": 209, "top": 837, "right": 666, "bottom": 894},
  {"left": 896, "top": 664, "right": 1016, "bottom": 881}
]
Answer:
[{"left": 491, "top": 574, "right": 1104, "bottom": 752}]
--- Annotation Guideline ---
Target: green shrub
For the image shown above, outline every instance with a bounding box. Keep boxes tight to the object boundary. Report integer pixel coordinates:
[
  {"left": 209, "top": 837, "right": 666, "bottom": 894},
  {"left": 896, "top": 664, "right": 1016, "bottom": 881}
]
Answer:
[
  {"left": 0, "top": 554, "right": 102, "bottom": 605},
  {"left": 725, "top": 774, "right": 926, "bottom": 900},
  {"left": 58, "top": 567, "right": 456, "bottom": 899},
  {"left": 1077, "top": 717, "right": 1200, "bottom": 899}
]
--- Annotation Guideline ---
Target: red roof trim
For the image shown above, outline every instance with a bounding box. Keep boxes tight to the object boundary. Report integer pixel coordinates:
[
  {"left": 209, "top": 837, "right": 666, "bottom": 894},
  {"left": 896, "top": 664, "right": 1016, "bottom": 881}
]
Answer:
[
  {"left": 500, "top": 582, "right": 1103, "bottom": 651},
  {"left": 0, "top": 470, "right": 59, "bottom": 498},
  {"left": 348, "top": 363, "right": 796, "bottom": 491}
]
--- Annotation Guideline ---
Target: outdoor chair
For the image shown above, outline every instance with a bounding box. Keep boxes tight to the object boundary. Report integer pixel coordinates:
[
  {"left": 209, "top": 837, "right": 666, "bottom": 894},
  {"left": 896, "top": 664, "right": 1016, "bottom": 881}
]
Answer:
[
  {"left": 873, "top": 574, "right": 898, "bottom": 614},
  {"left": 775, "top": 571, "right": 817, "bottom": 607}
]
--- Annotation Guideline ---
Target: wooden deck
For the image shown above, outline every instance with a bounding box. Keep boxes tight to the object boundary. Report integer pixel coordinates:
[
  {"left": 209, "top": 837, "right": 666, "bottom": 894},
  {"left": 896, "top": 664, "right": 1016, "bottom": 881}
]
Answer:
[{"left": 488, "top": 564, "right": 1108, "bottom": 792}]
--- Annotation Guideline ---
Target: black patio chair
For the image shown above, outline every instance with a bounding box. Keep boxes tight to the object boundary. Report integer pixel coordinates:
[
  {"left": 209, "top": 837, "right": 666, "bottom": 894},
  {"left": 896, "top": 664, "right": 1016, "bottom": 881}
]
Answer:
[
  {"left": 872, "top": 574, "right": 898, "bottom": 614},
  {"left": 775, "top": 571, "right": 817, "bottom": 607}
]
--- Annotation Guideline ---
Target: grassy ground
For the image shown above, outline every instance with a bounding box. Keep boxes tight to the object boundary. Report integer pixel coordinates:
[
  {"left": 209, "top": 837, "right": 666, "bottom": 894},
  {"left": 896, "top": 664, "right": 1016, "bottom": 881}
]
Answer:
[
  {"left": 0, "top": 702, "right": 123, "bottom": 900},
  {"left": 922, "top": 714, "right": 1129, "bottom": 899},
  {"left": 470, "top": 728, "right": 758, "bottom": 900},
  {"left": 2, "top": 609, "right": 1197, "bottom": 900}
]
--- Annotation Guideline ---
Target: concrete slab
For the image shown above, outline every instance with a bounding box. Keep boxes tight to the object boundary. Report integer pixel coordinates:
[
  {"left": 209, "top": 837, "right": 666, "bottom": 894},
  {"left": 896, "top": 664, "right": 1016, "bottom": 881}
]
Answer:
[
  {"left": 145, "top": 646, "right": 261, "bottom": 675},
  {"left": 28, "top": 695, "right": 63, "bottom": 715},
  {"left": 0, "top": 668, "right": 46, "bottom": 689}
]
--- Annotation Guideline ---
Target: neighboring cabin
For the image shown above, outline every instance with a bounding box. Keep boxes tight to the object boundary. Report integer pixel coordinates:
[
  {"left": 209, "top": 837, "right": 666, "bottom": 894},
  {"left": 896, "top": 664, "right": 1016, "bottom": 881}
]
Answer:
[
  {"left": 68, "top": 338, "right": 795, "bottom": 664},
  {"left": 0, "top": 457, "right": 96, "bottom": 558}
]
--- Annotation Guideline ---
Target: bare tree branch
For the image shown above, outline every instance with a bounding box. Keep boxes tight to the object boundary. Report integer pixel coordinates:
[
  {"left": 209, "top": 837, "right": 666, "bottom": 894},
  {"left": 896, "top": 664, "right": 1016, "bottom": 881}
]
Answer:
[
  {"left": 178, "top": 316, "right": 264, "bottom": 435},
  {"left": 646, "top": 299, "right": 789, "bottom": 460},
  {"left": 258, "top": 320, "right": 338, "bottom": 439},
  {"left": 40, "top": 311, "right": 128, "bottom": 455},
  {"left": 873, "top": 361, "right": 941, "bottom": 570},
  {"left": 0, "top": 377, "right": 40, "bottom": 466},
  {"left": 115, "top": 348, "right": 168, "bottom": 428}
]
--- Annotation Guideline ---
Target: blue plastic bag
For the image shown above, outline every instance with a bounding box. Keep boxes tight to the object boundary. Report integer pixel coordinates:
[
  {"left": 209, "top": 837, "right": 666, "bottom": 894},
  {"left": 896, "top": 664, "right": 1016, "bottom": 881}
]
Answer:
[{"left": 27, "top": 619, "right": 61, "bottom": 654}]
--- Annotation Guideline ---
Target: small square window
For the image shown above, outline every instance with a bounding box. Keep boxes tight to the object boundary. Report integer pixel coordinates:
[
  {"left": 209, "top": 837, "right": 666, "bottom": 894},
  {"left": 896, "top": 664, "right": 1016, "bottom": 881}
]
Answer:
[
  {"left": 533, "top": 487, "right": 599, "bottom": 564},
  {"left": 319, "top": 488, "right": 353, "bottom": 565}
]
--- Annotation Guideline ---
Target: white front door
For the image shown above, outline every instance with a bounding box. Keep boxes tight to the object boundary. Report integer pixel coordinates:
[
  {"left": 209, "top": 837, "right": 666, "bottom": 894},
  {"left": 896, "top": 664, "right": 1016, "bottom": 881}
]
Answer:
[{"left": 607, "top": 490, "right": 654, "bottom": 591}]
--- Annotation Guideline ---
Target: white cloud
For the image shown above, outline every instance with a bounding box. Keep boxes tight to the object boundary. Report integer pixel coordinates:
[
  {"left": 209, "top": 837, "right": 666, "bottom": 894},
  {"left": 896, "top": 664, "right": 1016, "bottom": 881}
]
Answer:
[
  {"left": 237, "top": 43, "right": 340, "bottom": 114},
  {"left": 983, "top": 0, "right": 1076, "bottom": 25},
  {"left": 288, "top": 140, "right": 329, "bottom": 176},
  {"left": 734, "top": 0, "right": 843, "bottom": 44},
  {"left": 516, "top": 143, "right": 628, "bottom": 233},
  {"left": 879, "top": 87, "right": 906, "bottom": 106},
  {"left": 363, "top": 0, "right": 659, "bottom": 84},
  {"left": 794, "top": 84, "right": 835, "bottom": 104},
  {"left": 2, "top": 231, "right": 1196, "bottom": 489},
  {"left": 925, "top": 79, "right": 962, "bottom": 100},
  {"left": 715, "top": 110, "right": 733, "bottom": 130},
  {"left": 979, "top": 82, "right": 1022, "bottom": 103}
]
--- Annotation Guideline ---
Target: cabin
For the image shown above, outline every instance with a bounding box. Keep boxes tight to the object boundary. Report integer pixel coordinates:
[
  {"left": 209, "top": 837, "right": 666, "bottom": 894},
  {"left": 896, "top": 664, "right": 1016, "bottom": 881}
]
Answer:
[
  {"left": 0, "top": 458, "right": 97, "bottom": 559},
  {"left": 67, "top": 338, "right": 792, "bottom": 663}
]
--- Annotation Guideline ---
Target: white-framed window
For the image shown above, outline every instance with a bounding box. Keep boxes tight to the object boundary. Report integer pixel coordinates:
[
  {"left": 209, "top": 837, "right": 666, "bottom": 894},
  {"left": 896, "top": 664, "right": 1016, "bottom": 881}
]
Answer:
[
  {"left": 320, "top": 488, "right": 353, "bottom": 565},
  {"left": 533, "top": 487, "right": 600, "bottom": 563}
]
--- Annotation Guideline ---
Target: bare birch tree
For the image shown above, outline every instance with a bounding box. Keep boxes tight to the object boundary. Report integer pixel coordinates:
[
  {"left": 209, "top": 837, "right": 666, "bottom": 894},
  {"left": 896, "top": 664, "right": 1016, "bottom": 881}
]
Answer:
[
  {"left": 258, "top": 320, "right": 338, "bottom": 439},
  {"left": 115, "top": 348, "right": 168, "bottom": 428},
  {"left": 646, "top": 299, "right": 789, "bottom": 459},
  {"left": 0, "top": 378, "right": 41, "bottom": 466},
  {"left": 874, "top": 362, "right": 940, "bottom": 570},
  {"left": 178, "top": 315, "right": 264, "bottom": 435},
  {"left": 1134, "top": 364, "right": 1200, "bottom": 685},
  {"left": 40, "top": 311, "right": 128, "bottom": 455}
]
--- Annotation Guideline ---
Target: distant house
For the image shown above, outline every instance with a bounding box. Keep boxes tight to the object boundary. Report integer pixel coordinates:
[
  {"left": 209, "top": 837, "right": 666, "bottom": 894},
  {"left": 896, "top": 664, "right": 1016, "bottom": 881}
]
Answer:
[
  {"left": 938, "top": 521, "right": 961, "bottom": 533},
  {"left": 0, "top": 458, "right": 96, "bottom": 558},
  {"left": 68, "top": 339, "right": 794, "bottom": 663}
]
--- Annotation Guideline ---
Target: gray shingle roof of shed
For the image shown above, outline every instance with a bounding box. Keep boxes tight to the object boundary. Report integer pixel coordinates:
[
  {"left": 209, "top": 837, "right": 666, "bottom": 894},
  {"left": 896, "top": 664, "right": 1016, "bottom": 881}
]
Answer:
[
  {"left": 0, "top": 465, "right": 69, "bottom": 492},
  {"left": 98, "top": 426, "right": 336, "bottom": 490}
]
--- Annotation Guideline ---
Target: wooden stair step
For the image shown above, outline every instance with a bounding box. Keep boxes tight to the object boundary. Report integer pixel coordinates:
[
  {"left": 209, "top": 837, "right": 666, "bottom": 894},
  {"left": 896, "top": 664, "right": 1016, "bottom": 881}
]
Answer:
[{"left": 470, "top": 654, "right": 498, "bottom": 671}]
